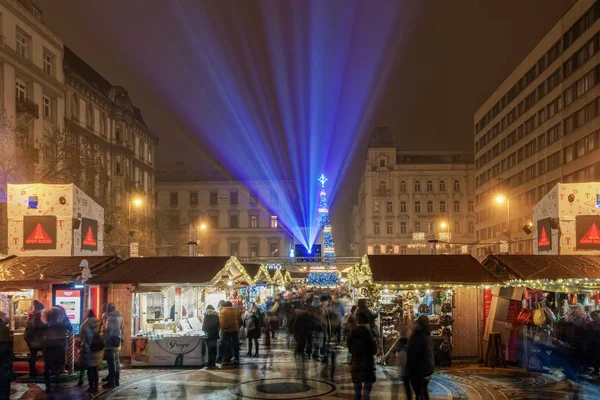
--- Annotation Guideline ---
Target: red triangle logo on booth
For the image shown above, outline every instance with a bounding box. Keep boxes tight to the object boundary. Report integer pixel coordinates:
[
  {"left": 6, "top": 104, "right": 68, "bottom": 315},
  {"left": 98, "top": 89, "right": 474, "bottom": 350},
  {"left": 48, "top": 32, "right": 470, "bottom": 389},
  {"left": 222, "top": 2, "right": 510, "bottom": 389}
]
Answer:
[
  {"left": 538, "top": 227, "right": 550, "bottom": 247},
  {"left": 83, "top": 227, "right": 97, "bottom": 246},
  {"left": 25, "top": 223, "right": 53, "bottom": 244},
  {"left": 580, "top": 223, "right": 600, "bottom": 244}
]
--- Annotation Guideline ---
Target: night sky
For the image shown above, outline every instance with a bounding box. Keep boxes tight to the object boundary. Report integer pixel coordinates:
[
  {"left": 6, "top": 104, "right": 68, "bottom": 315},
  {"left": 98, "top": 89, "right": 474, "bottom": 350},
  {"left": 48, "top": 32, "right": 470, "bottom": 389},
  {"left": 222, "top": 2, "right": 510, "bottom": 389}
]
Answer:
[{"left": 39, "top": 0, "right": 575, "bottom": 254}]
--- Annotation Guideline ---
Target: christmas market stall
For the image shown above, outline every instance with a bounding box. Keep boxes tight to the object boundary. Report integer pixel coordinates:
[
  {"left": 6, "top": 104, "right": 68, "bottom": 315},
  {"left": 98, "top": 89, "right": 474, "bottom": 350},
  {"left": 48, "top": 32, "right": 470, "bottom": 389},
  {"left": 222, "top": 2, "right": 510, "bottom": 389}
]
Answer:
[
  {"left": 88, "top": 256, "right": 255, "bottom": 367},
  {"left": 241, "top": 263, "right": 274, "bottom": 308},
  {"left": 0, "top": 255, "right": 121, "bottom": 373},
  {"left": 483, "top": 255, "right": 600, "bottom": 371},
  {"left": 348, "top": 255, "right": 502, "bottom": 366}
]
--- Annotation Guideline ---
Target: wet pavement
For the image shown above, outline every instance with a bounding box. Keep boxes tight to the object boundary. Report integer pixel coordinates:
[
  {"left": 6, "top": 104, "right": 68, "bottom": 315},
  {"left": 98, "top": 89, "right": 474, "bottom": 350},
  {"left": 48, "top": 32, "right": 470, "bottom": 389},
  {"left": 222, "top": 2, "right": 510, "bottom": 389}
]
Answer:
[{"left": 9, "top": 335, "right": 600, "bottom": 399}]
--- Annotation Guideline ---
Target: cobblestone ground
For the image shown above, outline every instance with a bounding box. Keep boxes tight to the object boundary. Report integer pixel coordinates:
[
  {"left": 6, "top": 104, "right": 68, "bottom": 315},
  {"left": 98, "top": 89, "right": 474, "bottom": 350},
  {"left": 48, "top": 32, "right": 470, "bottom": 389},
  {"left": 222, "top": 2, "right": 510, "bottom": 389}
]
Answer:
[{"left": 9, "top": 336, "right": 600, "bottom": 399}]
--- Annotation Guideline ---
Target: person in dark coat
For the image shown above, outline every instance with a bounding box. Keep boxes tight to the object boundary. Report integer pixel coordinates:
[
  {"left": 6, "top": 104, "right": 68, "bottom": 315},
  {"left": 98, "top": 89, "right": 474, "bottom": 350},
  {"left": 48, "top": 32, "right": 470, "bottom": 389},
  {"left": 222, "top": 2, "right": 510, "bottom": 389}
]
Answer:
[
  {"left": 24, "top": 300, "right": 45, "bottom": 377},
  {"left": 43, "top": 308, "right": 68, "bottom": 394},
  {"left": 404, "top": 314, "right": 434, "bottom": 400},
  {"left": 0, "top": 311, "right": 14, "bottom": 400},
  {"left": 244, "top": 303, "right": 262, "bottom": 357},
  {"left": 80, "top": 311, "right": 104, "bottom": 393},
  {"left": 202, "top": 305, "right": 220, "bottom": 368},
  {"left": 348, "top": 311, "right": 377, "bottom": 400}
]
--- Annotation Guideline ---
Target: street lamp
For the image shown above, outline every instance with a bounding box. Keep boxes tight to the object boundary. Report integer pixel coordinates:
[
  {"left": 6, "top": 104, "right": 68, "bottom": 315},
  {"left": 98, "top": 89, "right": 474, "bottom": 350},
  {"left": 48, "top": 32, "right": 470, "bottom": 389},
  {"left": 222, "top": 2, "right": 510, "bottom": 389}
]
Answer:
[
  {"left": 440, "top": 221, "right": 450, "bottom": 254},
  {"left": 495, "top": 194, "right": 510, "bottom": 253},
  {"left": 128, "top": 197, "right": 143, "bottom": 257}
]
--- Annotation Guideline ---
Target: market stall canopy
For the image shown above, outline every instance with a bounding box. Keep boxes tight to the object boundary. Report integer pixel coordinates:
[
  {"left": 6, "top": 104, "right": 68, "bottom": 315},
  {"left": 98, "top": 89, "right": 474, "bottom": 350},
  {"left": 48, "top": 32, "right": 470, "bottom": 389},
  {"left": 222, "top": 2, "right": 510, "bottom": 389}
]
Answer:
[
  {"left": 88, "top": 256, "right": 255, "bottom": 286},
  {"left": 0, "top": 255, "right": 121, "bottom": 287},
  {"left": 243, "top": 264, "right": 271, "bottom": 285},
  {"left": 349, "top": 255, "right": 501, "bottom": 287},
  {"left": 483, "top": 255, "right": 600, "bottom": 282}
]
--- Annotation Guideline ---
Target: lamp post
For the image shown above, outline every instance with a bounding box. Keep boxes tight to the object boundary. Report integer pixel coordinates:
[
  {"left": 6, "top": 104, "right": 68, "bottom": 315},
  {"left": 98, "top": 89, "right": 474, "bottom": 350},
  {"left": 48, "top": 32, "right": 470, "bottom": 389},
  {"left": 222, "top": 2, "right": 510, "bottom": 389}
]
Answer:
[
  {"left": 128, "top": 197, "right": 143, "bottom": 257},
  {"left": 198, "top": 223, "right": 207, "bottom": 256},
  {"left": 495, "top": 195, "right": 510, "bottom": 254}
]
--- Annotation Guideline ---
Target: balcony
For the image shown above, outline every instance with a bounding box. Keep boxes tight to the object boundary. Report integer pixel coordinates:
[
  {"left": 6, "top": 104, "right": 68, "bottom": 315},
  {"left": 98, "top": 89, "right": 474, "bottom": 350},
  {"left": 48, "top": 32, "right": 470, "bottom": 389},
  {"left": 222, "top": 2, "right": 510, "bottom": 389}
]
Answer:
[
  {"left": 16, "top": 98, "right": 39, "bottom": 124},
  {"left": 375, "top": 189, "right": 392, "bottom": 196}
]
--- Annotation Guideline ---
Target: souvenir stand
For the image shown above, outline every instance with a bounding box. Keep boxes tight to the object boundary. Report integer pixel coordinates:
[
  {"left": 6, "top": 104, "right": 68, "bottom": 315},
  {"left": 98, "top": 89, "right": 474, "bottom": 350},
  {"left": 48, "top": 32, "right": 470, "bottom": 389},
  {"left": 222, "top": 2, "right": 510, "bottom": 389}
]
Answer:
[
  {"left": 348, "top": 255, "right": 501, "bottom": 366},
  {"left": 0, "top": 255, "right": 120, "bottom": 374},
  {"left": 240, "top": 264, "right": 275, "bottom": 309},
  {"left": 483, "top": 255, "right": 600, "bottom": 371},
  {"left": 88, "top": 256, "right": 255, "bottom": 366}
]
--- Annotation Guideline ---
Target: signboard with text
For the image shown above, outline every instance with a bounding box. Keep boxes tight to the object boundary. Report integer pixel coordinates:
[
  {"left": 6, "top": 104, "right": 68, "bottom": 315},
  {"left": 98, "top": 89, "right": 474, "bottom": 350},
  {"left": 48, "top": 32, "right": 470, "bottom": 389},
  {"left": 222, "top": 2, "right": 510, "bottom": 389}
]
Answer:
[
  {"left": 537, "top": 218, "right": 552, "bottom": 252},
  {"left": 80, "top": 217, "right": 98, "bottom": 251},
  {"left": 576, "top": 215, "right": 600, "bottom": 250},
  {"left": 23, "top": 216, "right": 57, "bottom": 250},
  {"left": 52, "top": 285, "right": 83, "bottom": 334}
]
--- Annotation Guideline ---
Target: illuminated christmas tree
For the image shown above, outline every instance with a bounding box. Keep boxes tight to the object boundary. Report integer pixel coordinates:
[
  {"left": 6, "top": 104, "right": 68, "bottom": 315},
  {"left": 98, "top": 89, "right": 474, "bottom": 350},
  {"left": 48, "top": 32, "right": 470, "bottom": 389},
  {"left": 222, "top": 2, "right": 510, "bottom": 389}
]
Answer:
[{"left": 318, "top": 174, "right": 335, "bottom": 260}]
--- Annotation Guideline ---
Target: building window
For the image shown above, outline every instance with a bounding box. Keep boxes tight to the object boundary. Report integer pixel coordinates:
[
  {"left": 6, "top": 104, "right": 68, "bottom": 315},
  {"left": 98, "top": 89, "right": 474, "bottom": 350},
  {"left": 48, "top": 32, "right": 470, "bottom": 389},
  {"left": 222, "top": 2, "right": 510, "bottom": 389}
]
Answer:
[
  {"left": 401, "top": 247, "right": 407, "bottom": 255},
  {"left": 230, "top": 243, "right": 239, "bottom": 257},
  {"left": 169, "top": 192, "right": 178, "bottom": 206},
  {"left": 414, "top": 221, "right": 421, "bottom": 232},
  {"left": 468, "top": 200, "right": 474, "bottom": 212},
  {"left": 386, "top": 245, "right": 394, "bottom": 254},
  {"left": 399, "top": 201, "right": 407, "bottom": 213},
  {"left": 373, "top": 245, "right": 381, "bottom": 255},
  {"left": 400, "top": 221, "right": 407, "bottom": 233},
  {"left": 386, "top": 221, "right": 393, "bottom": 234},
  {"left": 250, "top": 243, "right": 259, "bottom": 257},
  {"left": 15, "top": 79, "right": 26, "bottom": 101},
  {"left": 439, "top": 180, "right": 446, "bottom": 191},
  {"left": 209, "top": 191, "right": 218, "bottom": 205},
  {"left": 43, "top": 50, "right": 54, "bottom": 76},
  {"left": 373, "top": 221, "right": 380, "bottom": 234},
  {"left": 379, "top": 158, "right": 386, "bottom": 167},
  {"left": 439, "top": 200, "right": 446, "bottom": 212},
  {"left": 42, "top": 95, "right": 52, "bottom": 119},
  {"left": 16, "top": 30, "right": 28, "bottom": 59},
  {"left": 427, "top": 201, "right": 433, "bottom": 213},
  {"left": 414, "top": 180, "right": 421, "bottom": 192},
  {"left": 270, "top": 216, "right": 278, "bottom": 228},
  {"left": 115, "top": 125, "right": 121, "bottom": 142},
  {"left": 454, "top": 220, "right": 461, "bottom": 233},
  {"left": 270, "top": 243, "right": 279, "bottom": 256},
  {"left": 249, "top": 192, "right": 258, "bottom": 206},
  {"left": 426, "top": 180, "right": 433, "bottom": 192},
  {"left": 230, "top": 215, "right": 239, "bottom": 228},
  {"left": 189, "top": 192, "right": 198, "bottom": 206},
  {"left": 210, "top": 215, "right": 218, "bottom": 228},
  {"left": 453, "top": 200, "right": 460, "bottom": 212},
  {"left": 251, "top": 215, "right": 258, "bottom": 228},
  {"left": 230, "top": 191, "right": 238, "bottom": 205},
  {"left": 400, "top": 180, "right": 406, "bottom": 192},
  {"left": 469, "top": 221, "right": 475, "bottom": 234},
  {"left": 427, "top": 221, "right": 434, "bottom": 233},
  {"left": 414, "top": 201, "right": 421, "bottom": 213},
  {"left": 386, "top": 202, "right": 393, "bottom": 213},
  {"left": 115, "top": 157, "right": 121, "bottom": 174},
  {"left": 454, "top": 180, "right": 460, "bottom": 192},
  {"left": 379, "top": 181, "right": 387, "bottom": 192}
]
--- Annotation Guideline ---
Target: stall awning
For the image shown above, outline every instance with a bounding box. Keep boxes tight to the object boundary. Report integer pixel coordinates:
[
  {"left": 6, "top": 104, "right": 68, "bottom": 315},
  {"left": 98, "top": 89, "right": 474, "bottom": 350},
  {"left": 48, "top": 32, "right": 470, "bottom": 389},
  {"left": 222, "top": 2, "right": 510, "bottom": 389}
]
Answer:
[
  {"left": 88, "top": 256, "right": 255, "bottom": 286},
  {"left": 0, "top": 255, "right": 121, "bottom": 285},
  {"left": 349, "top": 255, "right": 501, "bottom": 286},
  {"left": 483, "top": 255, "right": 600, "bottom": 281}
]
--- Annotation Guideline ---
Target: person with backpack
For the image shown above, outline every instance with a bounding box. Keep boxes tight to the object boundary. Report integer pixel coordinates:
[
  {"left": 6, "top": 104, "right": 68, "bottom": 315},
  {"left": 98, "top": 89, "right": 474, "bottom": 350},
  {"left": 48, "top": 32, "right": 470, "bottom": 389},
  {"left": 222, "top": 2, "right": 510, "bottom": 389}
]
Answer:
[
  {"left": 202, "top": 305, "right": 220, "bottom": 369},
  {"left": 102, "top": 304, "right": 124, "bottom": 388},
  {"left": 244, "top": 303, "right": 262, "bottom": 357},
  {"left": 24, "top": 300, "right": 45, "bottom": 377},
  {"left": 218, "top": 301, "right": 240, "bottom": 365},
  {"left": 43, "top": 308, "right": 68, "bottom": 394},
  {"left": 80, "top": 311, "right": 104, "bottom": 393}
]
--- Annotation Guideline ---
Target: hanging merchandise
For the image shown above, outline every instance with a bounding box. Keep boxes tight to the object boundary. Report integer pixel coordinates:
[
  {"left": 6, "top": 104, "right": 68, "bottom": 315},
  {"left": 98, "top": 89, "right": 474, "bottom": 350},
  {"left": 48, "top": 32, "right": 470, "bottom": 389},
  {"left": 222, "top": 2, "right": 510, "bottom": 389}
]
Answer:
[
  {"left": 439, "top": 341, "right": 454, "bottom": 353},
  {"left": 418, "top": 303, "right": 430, "bottom": 314},
  {"left": 441, "top": 302, "right": 452, "bottom": 314},
  {"left": 517, "top": 308, "right": 533, "bottom": 325},
  {"left": 533, "top": 304, "right": 547, "bottom": 326},
  {"left": 440, "top": 315, "right": 454, "bottom": 327}
]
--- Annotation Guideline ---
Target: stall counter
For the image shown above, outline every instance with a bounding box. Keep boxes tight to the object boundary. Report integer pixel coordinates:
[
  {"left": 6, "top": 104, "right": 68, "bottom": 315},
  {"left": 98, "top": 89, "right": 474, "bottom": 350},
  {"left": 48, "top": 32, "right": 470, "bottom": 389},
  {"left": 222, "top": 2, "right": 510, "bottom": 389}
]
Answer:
[{"left": 131, "top": 335, "right": 207, "bottom": 367}]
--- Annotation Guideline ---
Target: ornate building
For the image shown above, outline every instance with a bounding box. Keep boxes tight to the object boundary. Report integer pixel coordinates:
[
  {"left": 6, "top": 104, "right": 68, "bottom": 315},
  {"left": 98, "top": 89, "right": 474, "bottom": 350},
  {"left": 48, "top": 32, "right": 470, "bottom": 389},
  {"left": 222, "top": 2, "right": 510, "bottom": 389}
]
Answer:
[
  {"left": 63, "top": 47, "right": 159, "bottom": 257},
  {"left": 352, "top": 127, "right": 475, "bottom": 256},
  {"left": 155, "top": 163, "right": 294, "bottom": 257},
  {"left": 0, "top": 0, "right": 65, "bottom": 253}
]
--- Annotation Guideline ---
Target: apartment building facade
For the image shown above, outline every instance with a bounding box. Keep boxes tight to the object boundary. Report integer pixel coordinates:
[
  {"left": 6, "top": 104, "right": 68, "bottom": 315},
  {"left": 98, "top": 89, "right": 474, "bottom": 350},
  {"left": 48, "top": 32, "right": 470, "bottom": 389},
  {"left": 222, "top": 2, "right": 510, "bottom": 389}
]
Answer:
[
  {"left": 352, "top": 127, "right": 475, "bottom": 256},
  {"left": 474, "top": 0, "right": 600, "bottom": 256},
  {"left": 0, "top": 0, "right": 65, "bottom": 253},
  {"left": 155, "top": 163, "right": 294, "bottom": 257}
]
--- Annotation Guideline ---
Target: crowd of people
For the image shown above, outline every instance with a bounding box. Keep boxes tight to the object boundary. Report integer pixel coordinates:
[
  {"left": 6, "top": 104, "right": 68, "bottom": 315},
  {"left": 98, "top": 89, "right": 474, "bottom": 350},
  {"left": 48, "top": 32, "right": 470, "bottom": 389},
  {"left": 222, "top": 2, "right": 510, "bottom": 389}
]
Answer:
[
  {"left": 5, "top": 291, "right": 439, "bottom": 399},
  {"left": 21, "top": 300, "right": 124, "bottom": 394}
]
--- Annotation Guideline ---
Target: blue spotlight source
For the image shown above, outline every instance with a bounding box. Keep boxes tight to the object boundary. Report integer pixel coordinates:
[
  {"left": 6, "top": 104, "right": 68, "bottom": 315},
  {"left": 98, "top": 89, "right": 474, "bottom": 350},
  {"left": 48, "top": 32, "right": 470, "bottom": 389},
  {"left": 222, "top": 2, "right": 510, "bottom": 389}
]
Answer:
[{"left": 115, "top": 1, "right": 405, "bottom": 247}]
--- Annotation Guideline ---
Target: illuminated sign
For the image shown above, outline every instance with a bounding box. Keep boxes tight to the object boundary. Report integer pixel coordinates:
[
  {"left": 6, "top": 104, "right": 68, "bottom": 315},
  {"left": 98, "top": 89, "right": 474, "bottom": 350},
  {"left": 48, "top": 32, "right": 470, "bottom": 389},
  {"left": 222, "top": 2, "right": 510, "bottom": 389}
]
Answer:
[
  {"left": 80, "top": 217, "right": 98, "bottom": 251},
  {"left": 23, "top": 216, "right": 57, "bottom": 250},
  {"left": 537, "top": 218, "right": 552, "bottom": 251},
  {"left": 576, "top": 215, "right": 600, "bottom": 250}
]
